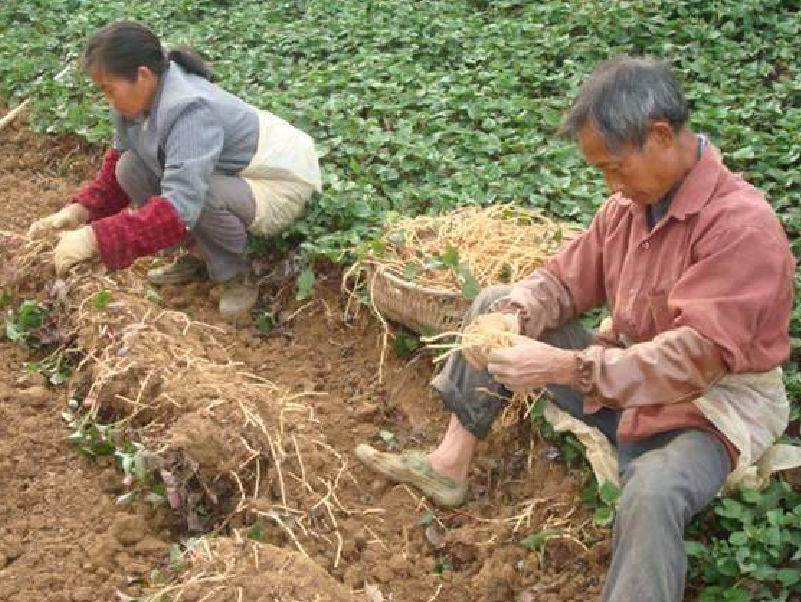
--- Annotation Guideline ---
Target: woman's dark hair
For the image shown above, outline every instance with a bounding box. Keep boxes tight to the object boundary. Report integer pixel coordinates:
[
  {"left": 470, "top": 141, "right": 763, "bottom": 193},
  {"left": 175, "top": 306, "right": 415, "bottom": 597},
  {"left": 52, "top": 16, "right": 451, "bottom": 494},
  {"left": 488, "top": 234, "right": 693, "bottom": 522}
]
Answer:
[{"left": 84, "top": 20, "right": 214, "bottom": 82}]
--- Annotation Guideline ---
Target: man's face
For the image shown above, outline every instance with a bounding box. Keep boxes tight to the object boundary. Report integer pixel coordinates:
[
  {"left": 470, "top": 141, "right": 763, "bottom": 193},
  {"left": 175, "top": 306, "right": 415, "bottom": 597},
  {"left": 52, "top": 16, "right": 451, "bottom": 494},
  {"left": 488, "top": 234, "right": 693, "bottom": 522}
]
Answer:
[
  {"left": 577, "top": 121, "right": 676, "bottom": 206},
  {"left": 90, "top": 66, "right": 156, "bottom": 119}
]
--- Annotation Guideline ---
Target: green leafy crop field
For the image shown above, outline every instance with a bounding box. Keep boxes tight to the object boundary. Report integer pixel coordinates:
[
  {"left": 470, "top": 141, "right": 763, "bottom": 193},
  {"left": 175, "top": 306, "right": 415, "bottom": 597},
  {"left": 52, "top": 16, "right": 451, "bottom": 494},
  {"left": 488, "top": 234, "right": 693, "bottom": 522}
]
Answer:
[{"left": 2, "top": 1, "right": 799, "bottom": 599}]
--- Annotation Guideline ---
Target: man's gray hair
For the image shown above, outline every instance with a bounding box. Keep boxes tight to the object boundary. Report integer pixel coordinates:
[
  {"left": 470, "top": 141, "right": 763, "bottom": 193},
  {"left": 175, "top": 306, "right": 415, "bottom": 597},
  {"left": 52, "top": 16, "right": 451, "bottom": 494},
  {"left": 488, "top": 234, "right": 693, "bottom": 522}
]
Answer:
[{"left": 560, "top": 56, "right": 689, "bottom": 150}]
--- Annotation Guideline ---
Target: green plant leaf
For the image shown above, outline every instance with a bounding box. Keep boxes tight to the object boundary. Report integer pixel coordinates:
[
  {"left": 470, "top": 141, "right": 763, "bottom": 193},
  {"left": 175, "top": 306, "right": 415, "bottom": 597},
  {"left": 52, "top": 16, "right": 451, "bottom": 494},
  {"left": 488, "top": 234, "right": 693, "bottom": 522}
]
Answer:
[
  {"left": 527, "top": 395, "right": 547, "bottom": 419},
  {"left": 248, "top": 517, "right": 267, "bottom": 542},
  {"left": 729, "top": 531, "right": 748, "bottom": 546},
  {"left": 685, "top": 541, "right": 707, "bottom": 557},
  {"left": 459, "top": 268, "right": 480, "bottom": 301},
  {"left": 593, "top": 506, "right": 614, "bottom": 527},
  {"left": 134, "top": 454, "right": 148, "bottom": 481},
  {"left": 715, "top": 498, "right": 746, "bottom": 521},
  {"left": 520, "top": 528, "right": 562, "bottom": 553},
  {"left": 731, "top": 147, "right": 755, "bottom": 161},
  {"left": 296, "top": 267, "right": 315, "bottom": 301},
  {"left": 370, "top": 239, "right": 386, "bottom": 257},
  {"left": 440, "top": 245, "right": 460, "bottom": 268},
  {"left": 433, "top": 555, "right": 453, "bottom": 575},
  {"left": 94, "top": 289, "right": 111, "bottom": 311},
  {"left": 5, "top": 321, "right": 22, "bottom": 342},
  {"left": 49, "top": 369, "right": 69, "bottom": 385},
  {"left": 255, "top": 311, "right": 277, "bottom": 333},
  {"left": 403, "top": 262, "right": 419, "bottom": 282},
  {"left": 418, "top": 510, "right": 436, "bottom": 526},
  {"left": 18, "top": 301, "right": 45, "bottom": 331},
  {"left": 777, "top": 568, "right": 801, "bottom": 586},
  {"left": 394, "top": 331, "right": 419, "bottom": 358},
  {"left": 598, "top": 481, "right": 621, "bottom": 506},
  {"left": 721, "top": 587, "right": 751, "bottom": 602}
]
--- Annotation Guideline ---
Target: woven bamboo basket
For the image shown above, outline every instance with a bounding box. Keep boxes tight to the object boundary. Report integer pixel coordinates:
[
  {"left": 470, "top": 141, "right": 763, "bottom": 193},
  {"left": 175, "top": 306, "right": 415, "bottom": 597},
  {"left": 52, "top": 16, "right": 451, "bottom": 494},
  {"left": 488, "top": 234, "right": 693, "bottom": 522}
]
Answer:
[{"left": 368, "top": 264, "right": 471, "bottom": 335}]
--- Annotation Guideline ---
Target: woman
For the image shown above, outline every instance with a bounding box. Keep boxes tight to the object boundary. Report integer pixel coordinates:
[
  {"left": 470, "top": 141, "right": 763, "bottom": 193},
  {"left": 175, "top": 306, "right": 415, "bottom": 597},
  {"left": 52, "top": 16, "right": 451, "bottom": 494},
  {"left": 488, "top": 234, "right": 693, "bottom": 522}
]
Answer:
[{"left": 29, "top": 20, "right": 322, "bottom": 315}]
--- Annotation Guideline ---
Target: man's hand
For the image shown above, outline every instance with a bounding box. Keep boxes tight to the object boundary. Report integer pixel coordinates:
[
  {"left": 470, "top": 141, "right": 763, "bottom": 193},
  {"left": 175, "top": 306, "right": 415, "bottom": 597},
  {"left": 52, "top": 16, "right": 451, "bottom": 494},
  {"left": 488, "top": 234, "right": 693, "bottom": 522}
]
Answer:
[
  {"left": 462, "top": 312, "right": 520, "bottom": 371},
  {"left": 54, "top": 226, "right": 98, "bottom": 275},
  {"left": 487, "top": 334, "right": 577, "bottom": 392},
  {"left": 28, "top": 204, "right": 89, "bottom": 239}
]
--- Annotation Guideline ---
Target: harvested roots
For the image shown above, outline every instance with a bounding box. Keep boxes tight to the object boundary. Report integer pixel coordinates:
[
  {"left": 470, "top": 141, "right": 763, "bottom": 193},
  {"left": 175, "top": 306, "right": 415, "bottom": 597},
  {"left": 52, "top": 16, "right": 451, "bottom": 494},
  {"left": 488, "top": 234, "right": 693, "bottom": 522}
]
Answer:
[
  {"left": 424, "top": 313, "right": 516, "bottom": 365},
  {"left": 363, "top": 204, "right": 577, "bottom": 292},
  {"left": 424, "top": 318, "right": 539, "bottom": 426}
]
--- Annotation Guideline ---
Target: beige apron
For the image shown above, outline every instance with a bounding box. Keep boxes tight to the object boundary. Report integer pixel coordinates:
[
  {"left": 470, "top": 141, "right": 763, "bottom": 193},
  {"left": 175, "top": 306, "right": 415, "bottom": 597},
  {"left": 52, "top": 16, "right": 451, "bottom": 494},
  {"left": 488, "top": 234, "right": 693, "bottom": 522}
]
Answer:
[
  {"left": 239, "top": 109, "right": 322, "bottom": 237},
  {"left": 545, "top": 318, "right": 801, "bottom": 493}
]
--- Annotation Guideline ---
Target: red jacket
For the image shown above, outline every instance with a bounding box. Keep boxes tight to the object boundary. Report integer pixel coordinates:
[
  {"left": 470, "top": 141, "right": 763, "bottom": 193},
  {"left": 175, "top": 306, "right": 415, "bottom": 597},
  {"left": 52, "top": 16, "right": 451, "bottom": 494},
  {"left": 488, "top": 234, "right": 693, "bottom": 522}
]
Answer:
[{"left": 499, "top": 144, "right": 795, "bottom": 463}]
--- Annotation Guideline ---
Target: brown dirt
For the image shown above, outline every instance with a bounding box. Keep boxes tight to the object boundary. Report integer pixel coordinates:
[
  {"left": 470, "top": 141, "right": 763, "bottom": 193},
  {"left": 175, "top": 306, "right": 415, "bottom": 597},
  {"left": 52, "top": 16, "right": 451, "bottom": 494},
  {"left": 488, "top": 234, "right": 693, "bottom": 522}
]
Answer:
[
  {"left": 147, "top": 537, "right": 359, "bottom": 602},
  {"left": 0, "top": 115, "right": 610, "bottom": 602},
  {"left": 0, "top": 339, "right": 173, "bottom": 602}
]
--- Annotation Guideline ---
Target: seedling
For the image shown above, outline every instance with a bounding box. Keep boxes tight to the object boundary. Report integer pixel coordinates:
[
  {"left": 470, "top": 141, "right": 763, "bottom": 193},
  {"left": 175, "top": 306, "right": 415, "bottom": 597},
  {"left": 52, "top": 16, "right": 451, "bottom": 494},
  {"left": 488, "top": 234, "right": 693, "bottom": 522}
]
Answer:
[
  {"left": 378, "top": 429, "right": 397, "bottom": 450},
  {"left": 93, "top": 289, "right": 111, "bottom": 311},
  {"left": 4, "top": 300, "right": 58, "bottom": 347},
  {"left": 394, "top": 331, "right": 419, "bottom": 358}
]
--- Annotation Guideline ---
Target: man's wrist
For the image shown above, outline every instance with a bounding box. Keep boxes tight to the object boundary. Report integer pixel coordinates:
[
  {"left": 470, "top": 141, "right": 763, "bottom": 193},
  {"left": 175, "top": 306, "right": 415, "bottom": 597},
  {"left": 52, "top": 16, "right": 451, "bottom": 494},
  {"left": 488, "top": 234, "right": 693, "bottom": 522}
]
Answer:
[{"left": 552, "top": 348, "right": 579, "bottom": 386}]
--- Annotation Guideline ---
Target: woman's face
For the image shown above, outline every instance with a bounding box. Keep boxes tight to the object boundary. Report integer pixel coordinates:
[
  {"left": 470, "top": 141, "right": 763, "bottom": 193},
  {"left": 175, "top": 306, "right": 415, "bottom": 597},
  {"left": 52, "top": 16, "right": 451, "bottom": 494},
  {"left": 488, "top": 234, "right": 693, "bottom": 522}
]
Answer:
[{"left": 90, "top": 65, "right": 157, "bottom": 119}]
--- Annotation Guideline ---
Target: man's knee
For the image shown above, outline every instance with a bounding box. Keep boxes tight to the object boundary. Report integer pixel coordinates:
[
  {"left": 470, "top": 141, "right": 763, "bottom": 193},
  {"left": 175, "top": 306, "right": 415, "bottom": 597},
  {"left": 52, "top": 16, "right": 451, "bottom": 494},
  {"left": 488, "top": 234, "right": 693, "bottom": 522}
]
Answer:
[
  {"left": 540, "top": 319, "right": 594, "bottom": 350},
  {"left": 468, "top": 285, "right": 512, "bottom": 318},
  {"left": 617, "top": 453, "right": 694, "bottom": 527}
]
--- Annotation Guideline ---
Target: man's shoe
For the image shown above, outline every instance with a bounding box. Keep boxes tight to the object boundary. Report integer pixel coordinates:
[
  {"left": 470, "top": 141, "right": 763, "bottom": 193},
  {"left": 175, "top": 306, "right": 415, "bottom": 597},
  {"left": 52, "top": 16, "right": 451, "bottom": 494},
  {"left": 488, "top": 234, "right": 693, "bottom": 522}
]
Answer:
[
  {"left": 147, "top": 255, "right": 208, "bottom": 285},
  {"left": 219, "top": 271, "right": 259, "bottom": 315},
  {"left": 354, "top": 444, "right": 468, "bottom": 508}
]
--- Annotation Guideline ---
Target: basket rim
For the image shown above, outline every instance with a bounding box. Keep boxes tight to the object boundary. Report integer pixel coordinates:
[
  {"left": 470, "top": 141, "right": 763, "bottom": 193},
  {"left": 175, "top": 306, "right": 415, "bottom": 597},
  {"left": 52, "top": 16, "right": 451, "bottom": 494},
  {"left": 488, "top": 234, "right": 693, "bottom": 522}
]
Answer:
[{"left": 369, "top": 263, "right": 467, "bottom": 300}]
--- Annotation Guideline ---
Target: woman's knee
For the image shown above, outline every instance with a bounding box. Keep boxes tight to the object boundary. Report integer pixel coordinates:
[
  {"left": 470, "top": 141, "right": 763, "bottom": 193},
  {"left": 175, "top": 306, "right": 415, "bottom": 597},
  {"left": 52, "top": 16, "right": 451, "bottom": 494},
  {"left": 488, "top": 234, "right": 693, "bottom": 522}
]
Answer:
[
  {"left": 114, "top": 152, "right": 134, "bottom": 192},
  {"left": 114, "top": 151, "right": 157, "bottom": 203},
  {"left": 206, "top": 175, "right": 255, "bottom": 225}
]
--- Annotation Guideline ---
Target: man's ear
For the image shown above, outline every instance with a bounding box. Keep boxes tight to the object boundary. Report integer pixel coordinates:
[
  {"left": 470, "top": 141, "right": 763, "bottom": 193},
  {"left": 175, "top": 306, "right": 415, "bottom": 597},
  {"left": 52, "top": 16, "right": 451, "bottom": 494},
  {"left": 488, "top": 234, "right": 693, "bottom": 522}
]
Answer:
[{"left": 648, "top": 120, "right": 676, "bottom": 150}]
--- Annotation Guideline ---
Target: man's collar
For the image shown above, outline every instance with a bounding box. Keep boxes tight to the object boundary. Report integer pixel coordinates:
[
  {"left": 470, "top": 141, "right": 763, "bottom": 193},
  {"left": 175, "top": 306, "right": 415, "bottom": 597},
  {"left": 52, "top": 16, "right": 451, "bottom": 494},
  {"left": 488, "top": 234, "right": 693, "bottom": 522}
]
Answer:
[{"left": 666, "top": 143, "right": 723, "bottom": 221}]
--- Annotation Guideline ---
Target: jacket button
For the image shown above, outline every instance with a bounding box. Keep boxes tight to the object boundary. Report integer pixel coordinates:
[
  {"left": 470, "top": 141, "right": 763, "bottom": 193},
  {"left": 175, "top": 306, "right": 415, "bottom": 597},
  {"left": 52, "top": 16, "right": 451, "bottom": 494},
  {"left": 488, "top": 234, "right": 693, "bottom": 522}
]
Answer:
[{"left": 641, "top": 241, "right": 650, "bottom": 250}]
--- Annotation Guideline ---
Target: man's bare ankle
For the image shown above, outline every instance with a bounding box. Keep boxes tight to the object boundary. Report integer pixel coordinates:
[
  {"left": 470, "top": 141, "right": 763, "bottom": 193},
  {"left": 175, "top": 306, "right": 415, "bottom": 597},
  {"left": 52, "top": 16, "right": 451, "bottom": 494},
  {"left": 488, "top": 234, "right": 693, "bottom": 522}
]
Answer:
[{"left": 428, "top": 454, "right": 469, "bottom": 482}]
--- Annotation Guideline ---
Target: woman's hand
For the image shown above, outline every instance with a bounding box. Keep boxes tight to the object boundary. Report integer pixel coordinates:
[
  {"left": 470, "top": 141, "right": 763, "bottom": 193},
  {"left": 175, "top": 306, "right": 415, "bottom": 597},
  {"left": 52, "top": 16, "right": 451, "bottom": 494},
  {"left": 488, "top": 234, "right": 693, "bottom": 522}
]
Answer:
[
  {"left": 28, "top": 204, "right": 89, "bottom": 239},
  {"left": 54, "top": 226, "right": 98, "bottom": 275}
]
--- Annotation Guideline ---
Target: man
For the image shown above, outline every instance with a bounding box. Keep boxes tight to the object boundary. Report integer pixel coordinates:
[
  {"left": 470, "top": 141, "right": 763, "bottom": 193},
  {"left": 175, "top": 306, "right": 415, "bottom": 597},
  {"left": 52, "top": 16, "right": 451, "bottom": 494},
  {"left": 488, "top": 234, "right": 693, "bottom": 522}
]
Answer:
[{"left": 355, "top": 56, "right": 796, "bottom": 602}]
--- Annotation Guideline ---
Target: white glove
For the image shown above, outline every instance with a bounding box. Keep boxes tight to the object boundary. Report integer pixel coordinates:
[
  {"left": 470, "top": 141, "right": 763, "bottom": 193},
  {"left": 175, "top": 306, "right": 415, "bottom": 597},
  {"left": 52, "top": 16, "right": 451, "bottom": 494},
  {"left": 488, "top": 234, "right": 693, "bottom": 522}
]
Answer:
[
  {"left": 28, "top": 204, "right": 90, "bottom": 239},
  {"left": 462, "top": 312, "right": 520, "bottom": 371},
  {"left": 54, "top": 226, "right": 98, "bottom": 275}
]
